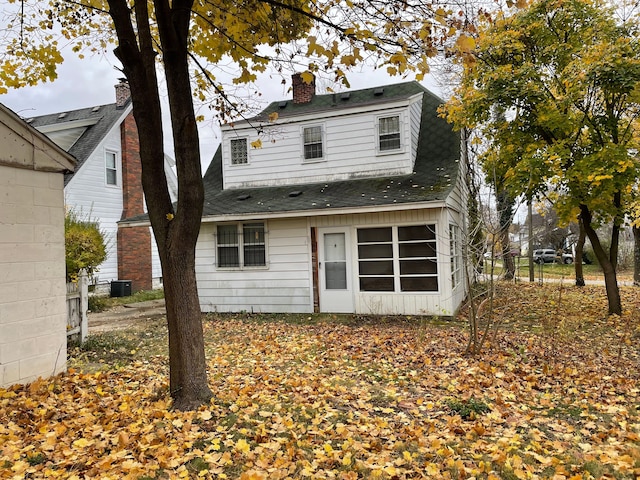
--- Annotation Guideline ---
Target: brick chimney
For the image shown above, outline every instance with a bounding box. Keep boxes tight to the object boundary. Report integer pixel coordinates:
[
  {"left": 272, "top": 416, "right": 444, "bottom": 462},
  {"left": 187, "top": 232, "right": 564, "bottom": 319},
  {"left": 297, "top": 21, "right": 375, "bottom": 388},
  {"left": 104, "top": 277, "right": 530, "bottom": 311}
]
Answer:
[
  {"left": 292, "top": 72, "right": 316, "bottom": 104},
  {"left": 117, "top": 93, "right": 152, "bottom": 292},
  {"left": 115, "top": 78, "right": 131, "bottom": 109}
]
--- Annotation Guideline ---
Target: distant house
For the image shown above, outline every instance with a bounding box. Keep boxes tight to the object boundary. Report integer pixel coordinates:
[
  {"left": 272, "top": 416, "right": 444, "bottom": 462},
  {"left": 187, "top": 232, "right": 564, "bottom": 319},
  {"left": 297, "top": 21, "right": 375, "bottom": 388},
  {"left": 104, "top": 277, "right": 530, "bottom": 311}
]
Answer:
[
  {"left": 189, "top": 75, "right": 467, "bottom": 315},
  {"left": 0, "top": 103, "right": 75, "bottom": 387},
  {"left": 26, "top": 80, "right": 177, "bottom": 291}
]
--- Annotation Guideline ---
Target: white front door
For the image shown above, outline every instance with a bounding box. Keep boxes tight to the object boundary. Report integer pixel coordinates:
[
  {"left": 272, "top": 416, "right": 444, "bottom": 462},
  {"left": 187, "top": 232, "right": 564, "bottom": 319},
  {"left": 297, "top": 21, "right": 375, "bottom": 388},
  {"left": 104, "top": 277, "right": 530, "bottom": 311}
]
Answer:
[{"left": 318, "top": 227, "right": 354, "bottom": 313}]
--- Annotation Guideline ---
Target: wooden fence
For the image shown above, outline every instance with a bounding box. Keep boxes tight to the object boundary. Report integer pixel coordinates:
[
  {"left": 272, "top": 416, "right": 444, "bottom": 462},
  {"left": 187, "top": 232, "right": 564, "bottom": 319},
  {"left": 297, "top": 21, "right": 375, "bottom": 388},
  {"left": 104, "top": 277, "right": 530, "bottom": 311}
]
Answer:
[{"left": 67, "top": 269, "right": 88, "bottom": 344}]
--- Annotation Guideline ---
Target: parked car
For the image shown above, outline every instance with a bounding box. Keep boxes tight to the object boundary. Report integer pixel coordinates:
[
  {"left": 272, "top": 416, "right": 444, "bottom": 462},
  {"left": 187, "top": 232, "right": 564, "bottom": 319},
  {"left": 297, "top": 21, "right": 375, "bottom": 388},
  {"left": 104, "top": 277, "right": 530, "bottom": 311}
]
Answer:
[{"left": 533, "top": 249, "right": 573, "bottom": 264}]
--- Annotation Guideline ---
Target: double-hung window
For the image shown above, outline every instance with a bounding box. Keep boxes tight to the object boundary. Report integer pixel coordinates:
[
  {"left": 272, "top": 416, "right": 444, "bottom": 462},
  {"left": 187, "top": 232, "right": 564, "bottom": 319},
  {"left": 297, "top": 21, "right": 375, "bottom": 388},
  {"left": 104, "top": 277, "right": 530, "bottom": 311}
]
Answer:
[
  {"left": 216, "top": 222, "right": 266, "bottom": 268},
  {"left": 378, "top": 115, "right": 401, "bottom": 152},
  {"left": 303, "top": 125, "right": 324, "bottom": 161},
  {"left": 105, "top": 151, "right": 118, "bottom": 186},
  {"left": 230, "top": 138, "right": 248, "bottom": 165},
  {"left": 449, "top": 224, "right": 462, "bottom": 289},
  {"left": 357, "top": 224, "right": 438, "bottom": 292}
]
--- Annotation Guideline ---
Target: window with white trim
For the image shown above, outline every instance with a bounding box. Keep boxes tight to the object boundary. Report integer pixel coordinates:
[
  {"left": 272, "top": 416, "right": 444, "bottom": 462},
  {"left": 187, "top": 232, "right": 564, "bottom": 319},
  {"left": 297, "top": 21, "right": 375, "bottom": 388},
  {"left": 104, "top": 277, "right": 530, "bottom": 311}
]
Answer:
[
  {"left": 378, "top": 115, "right": 401, "bottom": 151},
  {"left": 216, "top": 222, "right": 266, "bottom": 268},
  {"left": 450, "top": 224, "right": 462, "bottom": 288},
  {"left": 357, "top": 225, "right": 438, "bottom": 292},
  {"left": 105, "top": 151, "right": 118, "bottom": 186},
  {"left": 303, "top": 125, "right": 323, "bottom": 160},
  {"left": 230, "top": 138, "right": 248, "bottom": 165}
]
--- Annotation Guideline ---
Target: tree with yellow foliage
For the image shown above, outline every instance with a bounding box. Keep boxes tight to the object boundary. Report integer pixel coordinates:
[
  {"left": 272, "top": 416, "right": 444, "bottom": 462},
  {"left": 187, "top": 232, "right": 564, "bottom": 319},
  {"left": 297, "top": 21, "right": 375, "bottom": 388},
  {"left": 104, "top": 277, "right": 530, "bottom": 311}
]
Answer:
[
  {"left": 2, "top": 0, "right": 464, "bottom": 409},
  {"left": 445, "top": 0, "right": 640, "bottom": 315}
]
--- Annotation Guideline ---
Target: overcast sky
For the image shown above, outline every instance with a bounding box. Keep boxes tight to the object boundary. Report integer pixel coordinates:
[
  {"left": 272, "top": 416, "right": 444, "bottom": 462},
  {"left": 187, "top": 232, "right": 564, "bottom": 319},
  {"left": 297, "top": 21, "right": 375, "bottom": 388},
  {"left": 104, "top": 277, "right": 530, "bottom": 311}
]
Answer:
[{"left": 0, "top": 51, "right": 443, "bottom": 173}]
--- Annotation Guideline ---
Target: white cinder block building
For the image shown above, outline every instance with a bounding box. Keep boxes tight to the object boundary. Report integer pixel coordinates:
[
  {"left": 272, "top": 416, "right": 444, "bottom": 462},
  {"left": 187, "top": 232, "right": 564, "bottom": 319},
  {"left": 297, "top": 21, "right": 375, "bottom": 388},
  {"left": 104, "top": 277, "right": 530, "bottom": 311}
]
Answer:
[{"left": 0, "top": 103, "right": 75, "bottom": 387}]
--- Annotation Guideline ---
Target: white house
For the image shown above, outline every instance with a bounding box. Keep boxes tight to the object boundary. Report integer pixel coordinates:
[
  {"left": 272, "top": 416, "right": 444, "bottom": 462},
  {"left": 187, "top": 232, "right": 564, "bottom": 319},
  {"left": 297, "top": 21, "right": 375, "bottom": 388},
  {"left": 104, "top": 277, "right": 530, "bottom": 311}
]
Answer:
[
  {"left": 190, "top": 76, "right": 468, "bottom": 315},
  {"left": 23, "top": 80, "right": 177, "bottom": 292},
  {"left": 0, "top": 103, "right": 75, "bottom": 387}
]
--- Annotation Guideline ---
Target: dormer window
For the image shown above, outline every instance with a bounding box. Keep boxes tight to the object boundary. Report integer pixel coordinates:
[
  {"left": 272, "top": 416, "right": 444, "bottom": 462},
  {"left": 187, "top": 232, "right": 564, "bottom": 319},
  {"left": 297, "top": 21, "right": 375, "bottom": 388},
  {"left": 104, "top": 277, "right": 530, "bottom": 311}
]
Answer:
[
  {"left": 230, "top": 138, "right": 248, "bottom": 165},
  {"left": 378, "top": 115, "right": 401, "bottom": 151},
  {"left": 303, "top": 125, "right": 324, "bottom": 161},
  {"left": 105, "top": 151, "right": 118, "bottom": 186}
]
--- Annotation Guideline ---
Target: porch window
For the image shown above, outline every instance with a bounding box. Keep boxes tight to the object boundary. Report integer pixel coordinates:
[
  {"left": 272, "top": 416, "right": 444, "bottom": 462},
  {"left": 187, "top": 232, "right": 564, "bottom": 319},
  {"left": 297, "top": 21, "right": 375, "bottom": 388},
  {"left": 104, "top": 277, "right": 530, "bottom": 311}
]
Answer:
[
  {"left": 357, "top": 224, "right": 438, "bottom": 292},
  {"left": 216, "top": 222, "right": 266, "bottom": 268},
  {"left": 230, "top": 138, "right": 248, "bottom": 165},
  {"left": 105, "top": 151, "right": 118, "bottom": 186},
  {"left": 378, "top": 115, "right": 401, "bottom": 151},
  {"left": 303, "top": 125, "right": 323, "bottom": 160}
]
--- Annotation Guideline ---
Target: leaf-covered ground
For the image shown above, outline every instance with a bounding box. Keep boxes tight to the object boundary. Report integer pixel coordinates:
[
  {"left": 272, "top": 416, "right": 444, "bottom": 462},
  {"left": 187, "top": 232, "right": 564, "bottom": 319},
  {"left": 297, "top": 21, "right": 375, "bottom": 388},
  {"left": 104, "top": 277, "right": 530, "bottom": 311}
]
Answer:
[{"left": 1, "top": 284, "right": 639, "bottom": 479}]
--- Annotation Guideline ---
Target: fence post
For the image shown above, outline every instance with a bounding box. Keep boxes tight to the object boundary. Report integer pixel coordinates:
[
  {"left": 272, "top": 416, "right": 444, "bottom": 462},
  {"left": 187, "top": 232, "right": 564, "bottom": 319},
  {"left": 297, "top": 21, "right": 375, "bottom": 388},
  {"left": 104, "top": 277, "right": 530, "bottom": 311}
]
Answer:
[{"left": 78, "top": 268, "right": 89, "bottom": 343}]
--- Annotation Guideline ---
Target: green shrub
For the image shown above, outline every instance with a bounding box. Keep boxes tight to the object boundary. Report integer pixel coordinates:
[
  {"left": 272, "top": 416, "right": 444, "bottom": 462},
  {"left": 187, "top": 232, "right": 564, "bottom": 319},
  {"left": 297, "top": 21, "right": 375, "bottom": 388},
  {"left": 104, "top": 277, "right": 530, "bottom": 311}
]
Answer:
[{"left": 65, "top": 209, "right": 107, "bottom": 281}]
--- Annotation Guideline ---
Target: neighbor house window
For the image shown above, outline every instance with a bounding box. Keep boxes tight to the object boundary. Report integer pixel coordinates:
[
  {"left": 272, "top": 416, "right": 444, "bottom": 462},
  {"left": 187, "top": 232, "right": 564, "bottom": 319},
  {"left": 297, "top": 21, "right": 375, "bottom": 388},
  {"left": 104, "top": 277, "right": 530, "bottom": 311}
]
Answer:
[
  {"left": 216, "top": 222, "right": 266, "bottom": 268},
  {"left": 303, "top": 125, "right": 323, "bottom": 160},
  {"left": 378, "top": 115, "right": 401, "bottom": 151},
  {"left": 357, "top": 224, "right": 438, "bottom": 292},
  {"left": 449, "top": 224, "right": 462, "bottom": 289},
  {"left": 105, "top": 151, "right": 118, "bottom": 186},
  {"left": 230, "top": 138, "right": 248, "bottom": 165}
]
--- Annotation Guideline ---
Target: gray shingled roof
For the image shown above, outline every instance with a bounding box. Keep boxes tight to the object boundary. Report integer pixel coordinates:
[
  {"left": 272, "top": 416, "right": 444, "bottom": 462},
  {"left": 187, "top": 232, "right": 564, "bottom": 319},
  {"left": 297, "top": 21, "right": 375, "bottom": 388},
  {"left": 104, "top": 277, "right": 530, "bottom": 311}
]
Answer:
[
  {"left": 27, "top": 101, "right": 131, "bottom": 186},
  {"left": 199, "top": 81, "right": 460, "bottom": 218}
]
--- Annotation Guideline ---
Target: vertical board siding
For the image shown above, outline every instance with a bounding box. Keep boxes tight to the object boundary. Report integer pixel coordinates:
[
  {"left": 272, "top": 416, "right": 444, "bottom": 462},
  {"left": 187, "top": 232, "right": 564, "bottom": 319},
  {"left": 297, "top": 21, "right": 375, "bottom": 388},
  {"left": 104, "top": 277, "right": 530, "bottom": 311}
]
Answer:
[
  {"left": 64, "top": 127, "right": 123, "bottom": 283},
  {"left": 196, "top": 218, "right": 313, "bottom": 313},
  {"left": 223, "top": 106, "right": 417, "bottom": 189}
]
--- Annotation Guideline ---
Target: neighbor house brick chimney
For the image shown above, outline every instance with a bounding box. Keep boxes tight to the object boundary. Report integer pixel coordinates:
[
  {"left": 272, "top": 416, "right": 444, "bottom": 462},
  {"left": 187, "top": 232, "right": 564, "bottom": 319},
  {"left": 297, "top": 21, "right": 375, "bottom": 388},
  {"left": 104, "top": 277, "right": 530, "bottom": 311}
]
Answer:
[
  {"left": 292, "top": 72, "right": 316, "bottom": 104},
  {"left": 115, "top": 78, "right": 131, "bottom": 109},
  {"left": 117, "top": 104, "right": 152, "bottom": 292}
]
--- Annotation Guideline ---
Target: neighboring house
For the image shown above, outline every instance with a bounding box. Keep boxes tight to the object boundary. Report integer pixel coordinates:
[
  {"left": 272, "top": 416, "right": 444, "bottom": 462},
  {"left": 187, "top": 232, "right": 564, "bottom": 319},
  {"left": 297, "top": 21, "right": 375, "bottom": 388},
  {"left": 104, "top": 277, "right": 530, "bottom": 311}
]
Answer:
[
  {"left": 190, "top": 75, "right": 467, "bottom": 315},
  {"left": 0, "top": 103, "right": 75, "bottom": 387},
  {"left": 24, "top": 80, "right": 177, "bottom": 292}
]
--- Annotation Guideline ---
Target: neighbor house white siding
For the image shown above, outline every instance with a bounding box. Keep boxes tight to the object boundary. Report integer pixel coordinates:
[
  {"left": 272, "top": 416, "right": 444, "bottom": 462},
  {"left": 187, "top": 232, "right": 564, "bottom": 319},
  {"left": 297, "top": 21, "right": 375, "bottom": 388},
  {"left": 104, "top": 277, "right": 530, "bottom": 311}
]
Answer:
[
  {"left": 64, "top": 127, "right": 123, "bottom": 283},
  {"left": 222, "top": 95, "right": 423, "bottom": 189},
  {"left": 196, "top": 218, "right": 312, "bottom": 313},
  {"left": 0, "top": 165, "right": 68, "bottom": 387}
]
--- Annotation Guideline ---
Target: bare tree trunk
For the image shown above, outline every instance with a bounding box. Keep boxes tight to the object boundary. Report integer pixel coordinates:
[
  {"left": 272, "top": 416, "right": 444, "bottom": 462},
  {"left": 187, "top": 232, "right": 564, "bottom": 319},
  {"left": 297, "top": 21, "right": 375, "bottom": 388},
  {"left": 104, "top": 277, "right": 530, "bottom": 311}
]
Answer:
[
  {"left": 634, "top": 225, "right": 640, "bottom": 286},
  {"left": 110, "top": 0, "right": 212, "bottom": 410},
  {"left": 580, "top": 204, "right": 622, "bottom": 315},
  {"left": 575, "top": 215, "right": 586, "bottom": 287},
  {"left": 496, "top": 190, "right": 515, "bottom": 280}
]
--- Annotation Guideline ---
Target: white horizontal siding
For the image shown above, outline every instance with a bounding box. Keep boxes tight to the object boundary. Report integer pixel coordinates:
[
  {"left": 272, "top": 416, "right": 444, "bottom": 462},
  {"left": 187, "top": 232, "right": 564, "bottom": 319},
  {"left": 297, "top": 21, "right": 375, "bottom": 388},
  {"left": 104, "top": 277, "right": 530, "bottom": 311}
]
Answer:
[
  {"left": 196, "top": 218, "right": 313, "bottom": 313},
  {"left": 195, "top": 206, "right": 466, "bottom": 317},
  {"left": 223, "top": 104, "right": 418, "bottom": 189},
  {"left": 64, "top": 127, "right": 123, "bottom": 283}
]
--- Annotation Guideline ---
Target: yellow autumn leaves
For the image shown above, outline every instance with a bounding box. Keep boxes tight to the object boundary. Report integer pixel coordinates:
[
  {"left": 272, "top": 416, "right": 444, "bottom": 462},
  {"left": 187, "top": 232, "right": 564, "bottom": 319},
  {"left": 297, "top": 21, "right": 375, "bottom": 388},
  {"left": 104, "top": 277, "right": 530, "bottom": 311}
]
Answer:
[{"left": 1, "top": 284, "right": 640, "bottom": 479}]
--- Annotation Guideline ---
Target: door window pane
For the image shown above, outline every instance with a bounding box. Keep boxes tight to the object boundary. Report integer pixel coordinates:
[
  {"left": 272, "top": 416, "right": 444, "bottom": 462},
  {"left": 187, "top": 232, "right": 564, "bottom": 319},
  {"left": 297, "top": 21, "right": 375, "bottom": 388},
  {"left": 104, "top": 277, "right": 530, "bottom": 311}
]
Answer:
[{"left": 324, "top": 233, "right": 346, "bottom": 289}]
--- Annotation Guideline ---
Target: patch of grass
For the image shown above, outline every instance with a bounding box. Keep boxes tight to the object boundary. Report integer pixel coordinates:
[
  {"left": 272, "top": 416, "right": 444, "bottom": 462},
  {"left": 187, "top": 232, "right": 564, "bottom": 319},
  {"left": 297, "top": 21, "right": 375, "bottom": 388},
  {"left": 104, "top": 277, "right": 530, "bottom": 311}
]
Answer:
[
  {"left": 547, "top": 403, "right": 583, "bottom": 420},
  {"left": 445, "top": 397, "right": 491, "bottom": 420},
  {"left": 26, "top": 453, "right": 46, "bottom": 466},
  {"left": 185, "top": 457, "right": 209, "bottom": 474},
  {"left": 88, "top": 295, "right": 110, "bottom": 313},
  {"left": 106, "top": 288, "right": 165, "bottom": 307}
]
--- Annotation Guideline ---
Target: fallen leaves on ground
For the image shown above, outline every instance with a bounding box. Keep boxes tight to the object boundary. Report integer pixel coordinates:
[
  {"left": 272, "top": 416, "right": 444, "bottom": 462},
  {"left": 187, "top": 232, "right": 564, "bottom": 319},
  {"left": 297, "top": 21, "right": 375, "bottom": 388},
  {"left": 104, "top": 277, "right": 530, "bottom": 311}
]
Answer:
[{"left": 1, "top": 284, "right": 640, "bottom": 479}]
